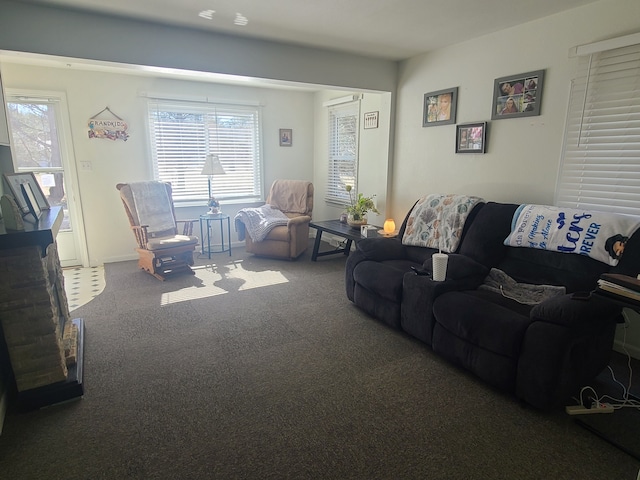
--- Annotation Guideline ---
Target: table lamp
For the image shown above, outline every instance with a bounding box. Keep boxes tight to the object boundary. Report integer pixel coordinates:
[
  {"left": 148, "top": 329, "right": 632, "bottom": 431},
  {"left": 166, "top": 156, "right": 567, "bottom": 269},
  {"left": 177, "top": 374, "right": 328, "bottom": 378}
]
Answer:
[
  {"left": 383, "top": 219, "right": 396, "bottom": 236},
  {"left": 201, "top": 154, "right": 226, "bottom": 214}
]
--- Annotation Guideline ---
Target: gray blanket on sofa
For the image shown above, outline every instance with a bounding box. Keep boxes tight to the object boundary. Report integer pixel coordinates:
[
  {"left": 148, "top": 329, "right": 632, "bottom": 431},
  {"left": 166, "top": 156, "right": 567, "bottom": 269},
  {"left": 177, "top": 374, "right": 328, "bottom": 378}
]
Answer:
[{"left": 478, "top": 268, "right": 566, "bottom": 305}]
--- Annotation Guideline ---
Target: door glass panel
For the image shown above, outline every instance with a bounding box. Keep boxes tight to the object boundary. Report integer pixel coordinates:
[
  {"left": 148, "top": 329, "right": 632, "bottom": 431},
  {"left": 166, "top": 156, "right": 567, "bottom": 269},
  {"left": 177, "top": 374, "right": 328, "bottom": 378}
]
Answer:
[
  {"left": 32, "top": 171, "right": 70, "bottom": 230},
  {"left": 6, "top": 101, "right": 70, "bottom": 231}
]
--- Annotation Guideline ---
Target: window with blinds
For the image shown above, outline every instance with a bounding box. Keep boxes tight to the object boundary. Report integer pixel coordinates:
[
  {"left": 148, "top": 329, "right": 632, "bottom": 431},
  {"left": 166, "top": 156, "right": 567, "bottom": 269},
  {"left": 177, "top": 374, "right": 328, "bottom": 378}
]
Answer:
[
  {"left": 147, "top": 98, "right": 262, "bottom": 203},
  {"left": 555, "top": 41, "right": 640, "bottom": 216},
  {"left": 326, "top": 101, "right": 360, "bottom": 205}
]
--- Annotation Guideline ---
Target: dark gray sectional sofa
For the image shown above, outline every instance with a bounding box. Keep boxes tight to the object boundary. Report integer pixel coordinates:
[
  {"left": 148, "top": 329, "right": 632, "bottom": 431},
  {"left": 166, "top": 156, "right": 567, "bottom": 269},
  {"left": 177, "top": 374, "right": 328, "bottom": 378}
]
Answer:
[{"left": 345, "top": 200, "right": 640, "bottom": 410}]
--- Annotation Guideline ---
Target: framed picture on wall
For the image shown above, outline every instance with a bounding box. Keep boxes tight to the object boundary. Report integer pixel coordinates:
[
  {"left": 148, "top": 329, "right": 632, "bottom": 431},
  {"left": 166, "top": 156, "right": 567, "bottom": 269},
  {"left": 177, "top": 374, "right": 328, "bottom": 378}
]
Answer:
[
  {"left": 364, "top": 111, "right": 379, "bottom": 129},
  {"left": 3, "top": 172, "right": 50, "bottom": 214},
  {"left": 279, "top": 128, "right": 292, "bottom": 147},
  {"left": 491, "top": 69, "right": 545, "bottom": 120},
  {"left": 423, "top": 87, "right": 458, "bottom": 127},
  {"left": 456, "top": 122, "right": 487, "bottom": 154}
]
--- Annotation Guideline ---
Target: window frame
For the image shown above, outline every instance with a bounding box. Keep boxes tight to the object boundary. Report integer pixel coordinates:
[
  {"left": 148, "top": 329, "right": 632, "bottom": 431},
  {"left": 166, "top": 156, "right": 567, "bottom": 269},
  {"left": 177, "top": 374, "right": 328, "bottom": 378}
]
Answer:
[
  {"left": 146, "top": 97, "right": 263, "bottom": 205},
  {"left": 325, "top": 100, "right": 360, "bottom": 207},
  {"left": 555, "top": 39, "right": 640, "bottom": 216}
]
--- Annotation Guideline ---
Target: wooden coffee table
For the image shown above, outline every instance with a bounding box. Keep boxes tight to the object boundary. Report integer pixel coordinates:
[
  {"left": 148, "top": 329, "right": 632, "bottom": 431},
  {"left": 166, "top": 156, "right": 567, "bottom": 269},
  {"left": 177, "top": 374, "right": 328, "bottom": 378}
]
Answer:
[{"left": 309, "top": 219, "right": 380, "bottom": 261}]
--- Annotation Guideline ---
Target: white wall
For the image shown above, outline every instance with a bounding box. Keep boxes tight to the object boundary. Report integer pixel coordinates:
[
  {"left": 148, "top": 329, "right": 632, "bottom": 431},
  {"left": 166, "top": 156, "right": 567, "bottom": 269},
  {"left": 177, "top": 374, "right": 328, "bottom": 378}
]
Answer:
[
  {"left": 0, "top": 63, "right": 317, "bottom": 264},
  {"left": 392, "top": 0, "right": 640, "bottom": 356},
  {"left": 392, "top": 0, "right": 640, "bottom": 219}
]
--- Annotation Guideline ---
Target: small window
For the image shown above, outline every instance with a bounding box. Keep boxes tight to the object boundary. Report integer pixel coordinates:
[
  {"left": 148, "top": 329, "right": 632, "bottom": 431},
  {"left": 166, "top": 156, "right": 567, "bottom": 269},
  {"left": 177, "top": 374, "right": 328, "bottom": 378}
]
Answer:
[{"left": 326, "top": 101, "right": 360, "bottom": 205}]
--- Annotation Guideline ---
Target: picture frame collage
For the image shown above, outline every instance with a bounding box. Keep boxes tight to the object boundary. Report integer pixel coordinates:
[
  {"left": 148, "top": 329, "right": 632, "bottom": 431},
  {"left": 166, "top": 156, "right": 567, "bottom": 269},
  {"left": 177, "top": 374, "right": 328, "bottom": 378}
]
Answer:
[{"left": 423, "top": 69, "right": 545, "bottom": 154}]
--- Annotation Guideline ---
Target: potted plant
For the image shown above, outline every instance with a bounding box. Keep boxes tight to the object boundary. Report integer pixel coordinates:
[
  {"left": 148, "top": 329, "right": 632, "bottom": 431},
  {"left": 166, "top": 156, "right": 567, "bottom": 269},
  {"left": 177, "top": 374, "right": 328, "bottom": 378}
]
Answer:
[{"left": 345, "top": 185, "right": 379, "bottom": 227}]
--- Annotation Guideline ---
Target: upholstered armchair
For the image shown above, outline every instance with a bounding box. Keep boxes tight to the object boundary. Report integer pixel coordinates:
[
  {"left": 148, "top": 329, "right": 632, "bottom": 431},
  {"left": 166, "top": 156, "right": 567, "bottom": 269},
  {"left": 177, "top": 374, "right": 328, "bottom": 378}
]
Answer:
[
  {"left": 238, "top": 179, "right": 314, "bottom": 260},
  {"left": 116, "top": 181, "right": 199, "bottom": 280}
]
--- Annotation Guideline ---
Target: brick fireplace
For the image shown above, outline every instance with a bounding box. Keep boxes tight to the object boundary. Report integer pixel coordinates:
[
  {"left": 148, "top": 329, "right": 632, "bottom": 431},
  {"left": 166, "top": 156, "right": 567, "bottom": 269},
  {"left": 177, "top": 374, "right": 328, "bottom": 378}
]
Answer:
[{"left": 0, "top": 206, "right": 83, "bottom": 410}]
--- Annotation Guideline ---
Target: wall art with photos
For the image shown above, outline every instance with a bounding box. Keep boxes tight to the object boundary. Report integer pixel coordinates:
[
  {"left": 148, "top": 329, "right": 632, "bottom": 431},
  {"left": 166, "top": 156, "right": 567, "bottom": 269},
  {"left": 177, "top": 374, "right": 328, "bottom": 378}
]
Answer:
[
  {"left": 456, "top": 122, "right": 487, "bottom": 154},
  {"left": 279, "top": 128, "right": 292, "bottom": 146},
  {"left": 423, "top": 87, "right": 458, "bottom": 127},
  {"left": 3, "top": 172, "right": 50, "bottom": 214},
  {"left": 491, "top": 69, "right": 544, "bottom": 120}
]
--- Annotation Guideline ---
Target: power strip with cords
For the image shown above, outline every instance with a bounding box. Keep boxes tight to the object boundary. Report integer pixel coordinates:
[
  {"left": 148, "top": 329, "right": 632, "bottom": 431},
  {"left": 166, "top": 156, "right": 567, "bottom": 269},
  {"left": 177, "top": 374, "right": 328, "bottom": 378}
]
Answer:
[{"left": 565, "top": 402, "right": 615, "bottom": 415}]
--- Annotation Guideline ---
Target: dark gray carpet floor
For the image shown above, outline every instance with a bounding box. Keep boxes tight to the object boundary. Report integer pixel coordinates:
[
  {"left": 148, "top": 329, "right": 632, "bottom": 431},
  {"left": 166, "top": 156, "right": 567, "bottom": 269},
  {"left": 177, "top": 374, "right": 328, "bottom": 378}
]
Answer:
[{"left": 0, "top": 241, "right": 639, "bottom": 479}]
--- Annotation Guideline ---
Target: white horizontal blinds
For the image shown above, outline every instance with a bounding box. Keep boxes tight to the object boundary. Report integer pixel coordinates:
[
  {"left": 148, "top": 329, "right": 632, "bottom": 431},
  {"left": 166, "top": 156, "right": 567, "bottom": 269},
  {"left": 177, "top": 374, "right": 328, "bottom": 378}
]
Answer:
[
  {"left": 556, "top": 42, "right": 640, "bottom": 215},
  {"left": 326, "top": 101, "right": 360, "bottom": 205},
  {"left": 147, "top": 99, "right": 262, "bottom": 202}
]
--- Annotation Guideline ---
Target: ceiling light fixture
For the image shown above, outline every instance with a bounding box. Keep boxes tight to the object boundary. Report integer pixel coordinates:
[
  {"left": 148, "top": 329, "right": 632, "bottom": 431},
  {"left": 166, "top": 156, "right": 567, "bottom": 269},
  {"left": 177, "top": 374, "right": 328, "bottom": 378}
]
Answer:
[
  {"left": 198, "top": 9, "right": 216, "bottom": 20},
  {"left": 234, "top": 13, "right": 248, "bottom": 26}
]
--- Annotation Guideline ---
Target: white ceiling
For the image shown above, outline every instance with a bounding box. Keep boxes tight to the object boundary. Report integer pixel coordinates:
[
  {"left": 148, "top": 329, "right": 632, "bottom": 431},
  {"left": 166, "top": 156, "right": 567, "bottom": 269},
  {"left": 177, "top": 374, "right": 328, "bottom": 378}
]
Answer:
[{"left": 25, "top": 0, "right": 601, "bottom": 61}]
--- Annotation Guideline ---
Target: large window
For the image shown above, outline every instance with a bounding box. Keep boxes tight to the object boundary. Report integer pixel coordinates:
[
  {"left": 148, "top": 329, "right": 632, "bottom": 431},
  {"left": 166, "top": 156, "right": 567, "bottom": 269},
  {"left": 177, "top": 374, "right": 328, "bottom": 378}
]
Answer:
[
  {"left": 555, "top": 38, "right": 640, "bottom": 216},
  {"left": 147, "top": 98, "right": 262, "bottom": 203},
  {"left": 326, "top": 100, "right": 360, "bottom": 205}
]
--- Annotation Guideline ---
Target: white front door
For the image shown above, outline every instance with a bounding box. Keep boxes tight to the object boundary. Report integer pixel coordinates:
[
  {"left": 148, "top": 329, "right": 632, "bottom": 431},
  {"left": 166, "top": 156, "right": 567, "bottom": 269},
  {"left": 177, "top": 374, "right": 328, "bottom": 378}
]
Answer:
[{"left": 6, "top": 90, "right": 88, "bottom": 267}]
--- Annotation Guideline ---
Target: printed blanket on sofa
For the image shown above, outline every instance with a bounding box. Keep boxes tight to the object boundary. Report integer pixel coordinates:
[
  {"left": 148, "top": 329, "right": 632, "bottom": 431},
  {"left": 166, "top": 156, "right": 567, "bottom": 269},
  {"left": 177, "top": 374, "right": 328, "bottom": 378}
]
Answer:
[
  {"left": 402, "top": 194, "right": 484, "bottom": 252},
  {"left": 504, "top": 204, "right": 640, "bottom": 266}
]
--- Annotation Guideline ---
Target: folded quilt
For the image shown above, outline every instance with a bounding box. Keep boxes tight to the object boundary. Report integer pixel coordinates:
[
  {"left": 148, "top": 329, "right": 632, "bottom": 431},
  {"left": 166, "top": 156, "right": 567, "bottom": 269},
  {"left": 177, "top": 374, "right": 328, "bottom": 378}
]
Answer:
[
  {"left": 402, "top": 194, "right": 484, "bottom": 252},
  {"left": 479, "top": 268, "right": 566, "bottom": 305},
  {"left": 504, "top": 204, "right": 640, "bottom": 266},
  {"left": 235, "top": 205, "right": 290, "bottom": 242}
]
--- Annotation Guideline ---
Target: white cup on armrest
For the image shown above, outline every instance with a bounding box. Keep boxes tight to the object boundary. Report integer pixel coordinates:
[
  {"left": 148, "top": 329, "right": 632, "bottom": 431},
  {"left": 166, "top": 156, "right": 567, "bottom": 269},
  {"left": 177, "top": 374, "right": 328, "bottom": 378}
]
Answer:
[{"left": 432, "top": 253, "right": 449, "bottom": 281}]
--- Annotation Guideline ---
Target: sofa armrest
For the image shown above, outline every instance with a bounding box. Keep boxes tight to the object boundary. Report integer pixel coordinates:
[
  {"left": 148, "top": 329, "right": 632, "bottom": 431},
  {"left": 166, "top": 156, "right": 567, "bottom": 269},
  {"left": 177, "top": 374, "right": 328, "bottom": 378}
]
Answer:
[
  {"left": 286, "top": 215, "right": 311, "bottom": 227},
  {"left": 345, "top": 238, "right": 407, "bottom": 302},
  {"left": 420, "top": 253, "right": 489, "bottom": 286},
  {"left": 518, "top": 294, "right": 621, "bottom": 410},
  {"left": 530, "top": 293, "right": 623, "bottom": 328},
  {"left": 345, "top": 249, "right": 367, "bottom": 301},
  {"left": 357, "top": 237, "right": 406, "bottom": 261}
]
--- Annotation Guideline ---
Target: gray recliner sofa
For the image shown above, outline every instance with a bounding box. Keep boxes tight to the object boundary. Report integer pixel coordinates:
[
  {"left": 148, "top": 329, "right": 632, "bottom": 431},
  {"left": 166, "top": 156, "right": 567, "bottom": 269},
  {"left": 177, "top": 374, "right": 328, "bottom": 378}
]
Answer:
[{"left": 346, "top": 199, "right": 640, "bottom": 410}]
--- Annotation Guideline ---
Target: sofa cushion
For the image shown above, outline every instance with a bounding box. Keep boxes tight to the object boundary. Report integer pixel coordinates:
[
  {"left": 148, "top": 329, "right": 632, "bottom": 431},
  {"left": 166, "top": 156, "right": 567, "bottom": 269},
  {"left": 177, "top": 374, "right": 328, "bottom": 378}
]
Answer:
[
  {"left": 406, "top": 245, "right": 438, "bottom": 265},
  {"left": 530, "top": 293, "right": 622, "bottom": 327},
  {"left": 147, "top": 234, "right": 198, "bottom": 250},
  {"left": 498, "top": 247, "right": 607, "bottom": 293},
  {"left": 433, "top": 290, "right": 532, "bottom": 359},
  {"left": 458, "top": 202, "right": 519, "bottom": 267}
]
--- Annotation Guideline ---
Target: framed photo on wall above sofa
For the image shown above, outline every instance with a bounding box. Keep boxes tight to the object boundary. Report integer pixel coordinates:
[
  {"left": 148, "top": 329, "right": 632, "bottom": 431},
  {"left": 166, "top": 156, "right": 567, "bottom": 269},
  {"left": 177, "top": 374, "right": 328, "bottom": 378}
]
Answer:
[
  {"left": 423, "top": 87, "right": 458, "bottom": 127},
  {"left": 491, "top": 69, "right": 545, "bottom": 120},
  {"left": 456, "top": 122, "right": 487, "bottom": 154}
]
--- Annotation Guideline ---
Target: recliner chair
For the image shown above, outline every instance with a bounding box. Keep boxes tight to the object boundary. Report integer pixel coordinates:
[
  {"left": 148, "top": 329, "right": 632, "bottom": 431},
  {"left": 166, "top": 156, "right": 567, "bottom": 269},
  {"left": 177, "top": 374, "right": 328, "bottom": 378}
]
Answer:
[{"left": 240, "top": 179, "right": 313, "bottom": 260}]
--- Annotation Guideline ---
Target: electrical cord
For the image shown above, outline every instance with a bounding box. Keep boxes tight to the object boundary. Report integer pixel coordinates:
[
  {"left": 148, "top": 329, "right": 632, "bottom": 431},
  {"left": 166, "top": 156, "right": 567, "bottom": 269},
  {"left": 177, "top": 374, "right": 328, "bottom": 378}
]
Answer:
[{"left": 571, "top": 311, "right": 640, "bottom": 411}]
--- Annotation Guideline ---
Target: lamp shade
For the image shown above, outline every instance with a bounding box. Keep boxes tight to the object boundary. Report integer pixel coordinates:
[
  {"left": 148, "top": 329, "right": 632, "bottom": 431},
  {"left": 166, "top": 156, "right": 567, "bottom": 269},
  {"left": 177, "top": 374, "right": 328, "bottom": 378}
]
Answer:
[
  {"left": 383, "top": 219, "right": 396, "bottom": 234},
  {"left": 201, "top": 154, "right": 226, "bottom": 176}
]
